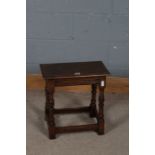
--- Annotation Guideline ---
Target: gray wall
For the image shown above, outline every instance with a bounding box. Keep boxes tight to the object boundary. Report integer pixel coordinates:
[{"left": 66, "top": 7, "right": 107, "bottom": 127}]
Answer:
[{"left": 26, "top": 0, "right": 129, "bottom": 77}]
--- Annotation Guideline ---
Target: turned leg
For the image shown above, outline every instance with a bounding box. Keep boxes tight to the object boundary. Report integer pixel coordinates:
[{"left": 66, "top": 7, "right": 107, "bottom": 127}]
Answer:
[
  {"left": 45, "top": 89, "right": 49, "bottom": 121},
  {"left": 89, "top": 84, "right": 97, "bottom": 117},
  {"left": 45, "top": 81, "right": 56, "bottom": 139},
  {"left": 97, "top": 81, "right": 105, "bottom": 135}
]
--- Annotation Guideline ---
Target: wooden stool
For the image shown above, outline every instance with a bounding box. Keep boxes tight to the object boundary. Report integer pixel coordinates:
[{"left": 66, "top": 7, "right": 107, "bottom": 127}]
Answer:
[{"left": 40, "top": 61, "right": 110, "bottom": 139}]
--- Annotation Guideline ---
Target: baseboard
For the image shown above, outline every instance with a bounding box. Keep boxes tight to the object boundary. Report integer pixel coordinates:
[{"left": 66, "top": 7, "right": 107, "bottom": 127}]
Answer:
[{"left": 26, "top": 74, "right": 129, "bottom": 93}]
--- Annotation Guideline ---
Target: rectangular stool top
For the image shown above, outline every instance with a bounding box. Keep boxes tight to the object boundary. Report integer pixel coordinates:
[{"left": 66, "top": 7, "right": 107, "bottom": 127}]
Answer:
[{"left": 40, "top": 61, "right": 110, "bottom": 79}]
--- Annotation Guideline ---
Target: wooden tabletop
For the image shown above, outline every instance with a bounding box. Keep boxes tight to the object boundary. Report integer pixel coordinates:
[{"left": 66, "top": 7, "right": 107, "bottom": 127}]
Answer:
[{"left": 40, "top": 61, "right": 110, "bottom": 79}]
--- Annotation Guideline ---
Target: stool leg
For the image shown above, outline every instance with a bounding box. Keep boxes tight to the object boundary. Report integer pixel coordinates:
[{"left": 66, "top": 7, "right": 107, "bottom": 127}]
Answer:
[
  {"left": 45, "top": 82, "right": 56, "bottom": 139},
  {"left": 97, "top": 83, "right": 105, "bottom": 135},
  {"left": 89, "top": 84, "right": 97, "bottom": 117},
  {"left": 45, "top": 90, "right": 48, "bottom": 121}
]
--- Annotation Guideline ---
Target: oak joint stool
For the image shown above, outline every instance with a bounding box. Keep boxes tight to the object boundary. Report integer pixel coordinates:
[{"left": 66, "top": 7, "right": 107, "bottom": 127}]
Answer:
[{"left": 40, "top": 61, "right": 110, "bottom": 139}]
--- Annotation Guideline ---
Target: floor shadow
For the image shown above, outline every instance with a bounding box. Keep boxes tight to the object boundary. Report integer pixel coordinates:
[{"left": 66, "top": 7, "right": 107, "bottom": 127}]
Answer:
[
  {"left": 104, "top": 95, "right": 129, "bottom": 133},
  {"left": 55, "top": 92, "right": 90, "bottom": 108},
  {"left": 27, "top": 91, "right": 129, "bottom": 138}
]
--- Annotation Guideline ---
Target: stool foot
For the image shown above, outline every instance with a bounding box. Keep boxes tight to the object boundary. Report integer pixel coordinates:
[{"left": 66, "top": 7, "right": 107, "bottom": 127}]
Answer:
[
  {"left": 97, "top": 82, "right": 105, "bottom": 135},
  {"left": 48, "top": 127, "right": 56, "bottom": 139},
  {"left": 45, "top": 81, "right": 56, "bottom": 140},
  {"left": 97, "top": 120, "right": 104, "bottom": 135}
]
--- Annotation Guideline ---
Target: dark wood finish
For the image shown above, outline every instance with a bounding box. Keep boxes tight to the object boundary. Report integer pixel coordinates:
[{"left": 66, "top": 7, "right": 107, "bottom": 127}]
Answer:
[
  {"left": 54, "top": 107, "right": 90, "bottom": 114},
  {"left": 89, "top": 84, "right": 97, "bottom": 117},
  {"left": 55, "top": 124, "right": 98, "bottom": 133},
  {"left": 45, "top": 81, "right": 56, "bottom": 139},
  {"left": 40, "top": 61, "right": 110, "bottom": 139},
  {"left": 98, "top": 84, "right": 105, "bottom": 135},
  {"left": 40, "top": 61, "right": 109, "bottom": 79},
  {"left": 53, "top": 76, "right": 105, "bottom": 86}
]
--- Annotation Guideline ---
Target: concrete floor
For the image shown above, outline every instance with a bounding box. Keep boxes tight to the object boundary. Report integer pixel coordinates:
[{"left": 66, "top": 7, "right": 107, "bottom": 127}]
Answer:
[{"left": 27, "top": 90, "right": 129, "bottom": 155}]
